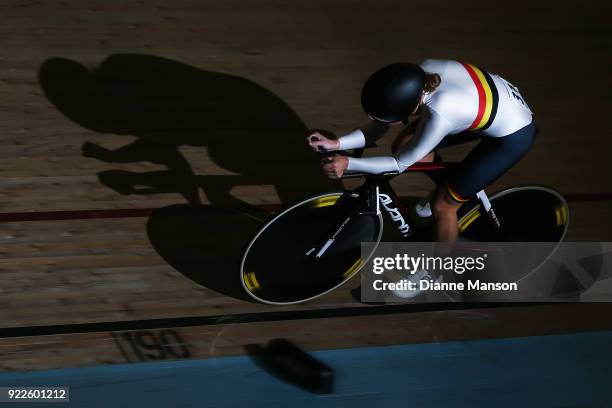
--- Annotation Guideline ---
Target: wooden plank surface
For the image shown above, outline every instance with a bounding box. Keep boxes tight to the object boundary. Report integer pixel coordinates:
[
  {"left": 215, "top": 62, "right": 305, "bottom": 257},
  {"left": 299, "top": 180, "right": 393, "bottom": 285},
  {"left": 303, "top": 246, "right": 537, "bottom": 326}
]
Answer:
[{"left": 0, "top": 0, "right": 610, "bottom": 370}]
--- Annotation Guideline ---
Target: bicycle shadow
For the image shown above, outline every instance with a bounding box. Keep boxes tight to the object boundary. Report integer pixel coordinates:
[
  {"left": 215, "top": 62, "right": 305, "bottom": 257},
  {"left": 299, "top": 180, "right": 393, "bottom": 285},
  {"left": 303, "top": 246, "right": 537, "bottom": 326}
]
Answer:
[{"left": 39, "top": 54, "right": 339, "bottom": 301}]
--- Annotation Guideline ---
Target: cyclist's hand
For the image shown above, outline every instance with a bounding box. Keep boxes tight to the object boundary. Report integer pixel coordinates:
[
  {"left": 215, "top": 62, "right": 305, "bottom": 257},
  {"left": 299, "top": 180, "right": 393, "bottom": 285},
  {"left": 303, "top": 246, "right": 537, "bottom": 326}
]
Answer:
[
  {"left": 307, "top": 132, "right": 339, "bottom": 152},
  {"left": 321, "top": 155, "right": 348, "bottom": 179}
]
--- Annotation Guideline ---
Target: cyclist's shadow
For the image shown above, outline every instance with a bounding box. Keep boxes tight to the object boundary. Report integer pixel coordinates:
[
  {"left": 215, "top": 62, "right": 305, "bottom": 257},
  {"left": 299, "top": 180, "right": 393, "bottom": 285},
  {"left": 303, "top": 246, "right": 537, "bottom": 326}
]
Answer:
[{"left": 39, "top": 54, "right": 338, "bottom": 301}]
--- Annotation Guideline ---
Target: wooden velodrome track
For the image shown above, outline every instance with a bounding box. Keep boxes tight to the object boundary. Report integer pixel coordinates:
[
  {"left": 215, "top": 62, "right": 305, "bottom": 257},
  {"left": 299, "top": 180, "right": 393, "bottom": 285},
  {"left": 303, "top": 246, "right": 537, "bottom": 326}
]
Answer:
[{"left": 0, "top": 0, "right": 611, "bottom": 371}]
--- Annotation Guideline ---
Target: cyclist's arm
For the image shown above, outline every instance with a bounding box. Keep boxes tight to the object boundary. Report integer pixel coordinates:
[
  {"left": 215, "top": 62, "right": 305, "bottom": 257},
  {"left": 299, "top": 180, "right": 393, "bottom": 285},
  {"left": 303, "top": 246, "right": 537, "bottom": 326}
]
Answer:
[
  {"left": 346, "top": 109, "right": 452, "bottom": 173},
  {"left": 337, "top": 120, "right": 390, "bottom": 150}
]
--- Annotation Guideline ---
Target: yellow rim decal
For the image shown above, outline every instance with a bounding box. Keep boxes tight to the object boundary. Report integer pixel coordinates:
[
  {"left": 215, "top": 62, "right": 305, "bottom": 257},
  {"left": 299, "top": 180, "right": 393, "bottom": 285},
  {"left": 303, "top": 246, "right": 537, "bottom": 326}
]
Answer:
[
  {"left": 458, "top": 208, "right": 481, "bottom": 232},
  {"left": 312, "top": 195, "right": 341, "bottom": 208},
  {"left": 555, "top": 204, "right": 569, "bottom": 227},
  {"left": 244, "top": 272, "right": 261, "bottom": 291},
  {"left": 342, "top": 258, "right": 363, "bottom": 279}
]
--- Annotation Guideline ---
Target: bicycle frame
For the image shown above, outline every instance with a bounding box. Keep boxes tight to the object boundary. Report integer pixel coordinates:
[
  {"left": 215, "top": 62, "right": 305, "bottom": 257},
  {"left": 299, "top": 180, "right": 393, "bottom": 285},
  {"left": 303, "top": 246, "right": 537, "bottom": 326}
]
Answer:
[
  {"left": 309, "top": 161, "right": 503, "bottom": 259},
  {"left": 347, "top": 162, "right": 502, "bottom": 240},
  {"left": 360, "top": 175, "right": 414, "bottom": 238}
]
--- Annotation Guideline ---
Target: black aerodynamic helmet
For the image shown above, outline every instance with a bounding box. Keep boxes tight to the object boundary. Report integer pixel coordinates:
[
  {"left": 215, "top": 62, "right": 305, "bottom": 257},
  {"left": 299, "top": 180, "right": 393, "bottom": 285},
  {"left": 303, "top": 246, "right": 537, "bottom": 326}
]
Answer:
[{"left": 361, "top": 63, "right": 427, "bottom": 123}]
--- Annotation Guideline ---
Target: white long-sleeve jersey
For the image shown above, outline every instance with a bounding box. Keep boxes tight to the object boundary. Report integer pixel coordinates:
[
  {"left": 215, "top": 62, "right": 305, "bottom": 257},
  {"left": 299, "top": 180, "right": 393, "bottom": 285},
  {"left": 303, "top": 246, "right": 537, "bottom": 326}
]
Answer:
[{"left": 341, "top": 59, "right": 534, "bottom": 174}]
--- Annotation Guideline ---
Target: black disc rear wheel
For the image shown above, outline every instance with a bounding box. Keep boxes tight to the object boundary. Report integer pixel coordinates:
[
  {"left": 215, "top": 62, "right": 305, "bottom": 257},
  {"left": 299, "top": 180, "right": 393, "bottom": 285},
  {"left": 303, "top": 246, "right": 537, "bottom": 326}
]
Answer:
[
  {"left": 458, "top": 185, "right": 569, "bottom": 242},
  {"left": 456, "top": 185, "right": 570, "bottom": 285}
]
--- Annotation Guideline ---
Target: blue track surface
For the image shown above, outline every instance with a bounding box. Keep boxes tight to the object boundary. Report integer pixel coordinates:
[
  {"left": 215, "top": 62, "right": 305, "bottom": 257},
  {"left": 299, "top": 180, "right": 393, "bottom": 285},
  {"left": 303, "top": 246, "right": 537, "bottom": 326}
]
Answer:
[{"left": 1, "top": 331, "right": 611, "bottom": 407}]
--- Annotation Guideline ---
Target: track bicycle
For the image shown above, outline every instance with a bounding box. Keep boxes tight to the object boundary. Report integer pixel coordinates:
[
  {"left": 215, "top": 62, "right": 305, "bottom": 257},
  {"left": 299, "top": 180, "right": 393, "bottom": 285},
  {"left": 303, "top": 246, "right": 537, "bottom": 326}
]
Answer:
[{"left": 240, "top": 149, "right": 569, "bottom": 304}]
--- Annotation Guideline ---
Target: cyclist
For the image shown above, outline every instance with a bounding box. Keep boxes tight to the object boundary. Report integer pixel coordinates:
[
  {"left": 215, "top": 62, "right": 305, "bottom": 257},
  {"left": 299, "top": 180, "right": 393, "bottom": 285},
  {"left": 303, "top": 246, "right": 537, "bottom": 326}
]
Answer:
[{"left": 308, "top": 59, "right": 536, "bottom": 245}]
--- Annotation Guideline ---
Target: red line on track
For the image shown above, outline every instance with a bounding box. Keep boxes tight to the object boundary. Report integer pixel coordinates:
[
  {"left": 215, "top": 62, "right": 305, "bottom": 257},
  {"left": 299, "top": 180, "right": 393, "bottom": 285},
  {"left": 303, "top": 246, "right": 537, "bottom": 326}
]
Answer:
[
  {"left": 0, "top": 208, "right": 157, "bottom": 223},
  {"left": 0, "top": 193, "right": 610, "bottom": 223}
]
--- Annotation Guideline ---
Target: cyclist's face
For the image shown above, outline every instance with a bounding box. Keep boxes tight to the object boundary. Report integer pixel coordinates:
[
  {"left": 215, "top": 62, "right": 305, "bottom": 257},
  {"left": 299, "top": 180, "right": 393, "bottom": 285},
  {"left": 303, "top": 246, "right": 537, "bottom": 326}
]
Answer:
[
  {"left": 370, "top": 102, "right": 422, "bottom": 126},
  {"left": 369, "top": 92, "right": 424, "bottom": 126}
]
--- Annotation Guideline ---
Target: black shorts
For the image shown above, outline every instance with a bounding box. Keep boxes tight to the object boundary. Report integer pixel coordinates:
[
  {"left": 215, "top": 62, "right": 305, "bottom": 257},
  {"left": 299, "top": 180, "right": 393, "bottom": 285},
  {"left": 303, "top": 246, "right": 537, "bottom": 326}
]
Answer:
[{"left": 436, "top": 121, "right": 537, "bottom": 203}]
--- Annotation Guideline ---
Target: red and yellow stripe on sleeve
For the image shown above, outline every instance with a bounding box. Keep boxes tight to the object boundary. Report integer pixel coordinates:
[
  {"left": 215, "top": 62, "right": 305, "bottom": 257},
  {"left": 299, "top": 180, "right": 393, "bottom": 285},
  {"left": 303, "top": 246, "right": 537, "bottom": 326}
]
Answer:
[{"left": 461, "top": 62, "right": 499, "bottom": 131}]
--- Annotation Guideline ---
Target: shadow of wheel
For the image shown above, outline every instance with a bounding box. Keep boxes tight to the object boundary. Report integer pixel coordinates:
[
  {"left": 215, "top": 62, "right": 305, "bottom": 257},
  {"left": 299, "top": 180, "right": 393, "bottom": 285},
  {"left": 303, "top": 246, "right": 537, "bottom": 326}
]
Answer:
[{"left": 147, "top": 204, "right": 262, "bottom": 302}]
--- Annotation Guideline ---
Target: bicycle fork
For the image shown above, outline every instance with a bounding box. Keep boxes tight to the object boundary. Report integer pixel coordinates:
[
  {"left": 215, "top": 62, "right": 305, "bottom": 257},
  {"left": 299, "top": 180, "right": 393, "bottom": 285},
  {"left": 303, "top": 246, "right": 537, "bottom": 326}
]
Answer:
[
  {"left": 306, "top": 184, "right": 382, "bottom": 259},
  {"left": 307, "top": 180, "right": 414, "bottom": 259}
]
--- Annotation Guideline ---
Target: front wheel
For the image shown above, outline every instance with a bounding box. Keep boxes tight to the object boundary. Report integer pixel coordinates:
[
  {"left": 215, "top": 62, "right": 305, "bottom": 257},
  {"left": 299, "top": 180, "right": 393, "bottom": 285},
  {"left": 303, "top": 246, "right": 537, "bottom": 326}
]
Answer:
[{"left": 240, "top": 192, "right": 383, "bottom": 304}]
